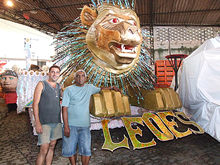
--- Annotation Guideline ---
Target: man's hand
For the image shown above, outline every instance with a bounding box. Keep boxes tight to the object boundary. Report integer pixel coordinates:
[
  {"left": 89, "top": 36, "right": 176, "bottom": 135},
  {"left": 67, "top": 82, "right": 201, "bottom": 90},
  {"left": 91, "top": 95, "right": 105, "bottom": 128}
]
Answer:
[
  {"left": 111, "top": 86, "right": 121, "bottom": 92},
  {"left": 35, "top": 122, "right": 43, "bottom": 134},
  {"left": 101, "top": 86, "right": 121, "bottom": 93},
  {"left": 64, "top": 125, "right": 70, "bottom": 137}
]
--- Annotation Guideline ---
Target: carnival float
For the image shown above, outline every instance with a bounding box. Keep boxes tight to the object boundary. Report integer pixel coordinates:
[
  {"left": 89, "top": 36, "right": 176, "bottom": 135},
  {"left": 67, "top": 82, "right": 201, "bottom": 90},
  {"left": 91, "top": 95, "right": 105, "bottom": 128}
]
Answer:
[{"left": 14, "top": 0, "right": 207, "bottom": 151}]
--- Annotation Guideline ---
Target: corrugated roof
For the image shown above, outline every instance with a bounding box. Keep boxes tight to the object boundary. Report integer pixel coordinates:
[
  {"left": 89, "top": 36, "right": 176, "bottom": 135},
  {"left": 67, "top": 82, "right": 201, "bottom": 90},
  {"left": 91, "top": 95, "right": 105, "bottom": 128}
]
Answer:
[{"left": 0, "top": 0, "right": 219, "bottom": 34}]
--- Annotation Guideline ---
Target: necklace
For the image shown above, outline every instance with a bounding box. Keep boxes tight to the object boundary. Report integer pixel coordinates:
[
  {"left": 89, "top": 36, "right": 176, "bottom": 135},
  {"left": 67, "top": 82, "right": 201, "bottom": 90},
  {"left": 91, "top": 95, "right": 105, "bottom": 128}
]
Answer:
[
  {"left": 47, "top": 81, "right": 59, "bottom": 98},
  {"left": 54, "top": 88, "right": 58, "bottom": 98}
]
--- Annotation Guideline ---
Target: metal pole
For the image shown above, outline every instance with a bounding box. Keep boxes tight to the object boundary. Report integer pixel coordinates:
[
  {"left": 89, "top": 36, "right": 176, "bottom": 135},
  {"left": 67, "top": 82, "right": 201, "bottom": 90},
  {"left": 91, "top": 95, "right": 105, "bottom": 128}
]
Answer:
[
  {"left": 174, "top": 57, "right": 178, "bottom": 91},
  {"left": 168, "top": 28, "right": 171, "bottom": 55}
]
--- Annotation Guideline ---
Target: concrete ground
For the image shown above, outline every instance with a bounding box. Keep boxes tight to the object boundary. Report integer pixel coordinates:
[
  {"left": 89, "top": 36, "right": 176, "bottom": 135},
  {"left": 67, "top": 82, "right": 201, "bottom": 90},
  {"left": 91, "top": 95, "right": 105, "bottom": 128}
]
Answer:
[{"left": 0, "top": 99, "right": 219, "bottom": 165}]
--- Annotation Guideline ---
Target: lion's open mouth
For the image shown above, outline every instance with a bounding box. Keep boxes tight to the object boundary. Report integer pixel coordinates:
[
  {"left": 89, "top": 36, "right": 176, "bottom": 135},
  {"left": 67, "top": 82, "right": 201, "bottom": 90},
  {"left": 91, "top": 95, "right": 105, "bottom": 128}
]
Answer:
[
  {"left": 109, "top": 43, "right": 137, "bottom": 59},
  {"left": 109, "top": 42, "right": 139, "bottom": 64},
  {"left": 114, "top": 43, "right": 136, "bottom": 53}
]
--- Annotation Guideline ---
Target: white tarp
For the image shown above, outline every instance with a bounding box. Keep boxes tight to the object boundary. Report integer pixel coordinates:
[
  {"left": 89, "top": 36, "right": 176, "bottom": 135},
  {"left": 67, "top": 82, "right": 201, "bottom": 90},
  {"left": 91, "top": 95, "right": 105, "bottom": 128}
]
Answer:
[{"left": 178, "top": 36, "right": 220, "bottom": 142}]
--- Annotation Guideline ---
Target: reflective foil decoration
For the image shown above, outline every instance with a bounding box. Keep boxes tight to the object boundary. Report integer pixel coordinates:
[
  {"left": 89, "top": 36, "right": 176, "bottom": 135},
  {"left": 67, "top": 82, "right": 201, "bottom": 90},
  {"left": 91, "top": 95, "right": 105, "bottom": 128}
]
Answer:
[
  {"left": 121, "top": 117, "right": 156, "bottom": 149},
  {"left": 157, "top": 111, "right": 193, "bottom": 138},
  {"left": 142, "top": 113, "right": 174, "bottom": 141},
  {"left": 101, "top": 119, "right": 129, "bottom": 151}
]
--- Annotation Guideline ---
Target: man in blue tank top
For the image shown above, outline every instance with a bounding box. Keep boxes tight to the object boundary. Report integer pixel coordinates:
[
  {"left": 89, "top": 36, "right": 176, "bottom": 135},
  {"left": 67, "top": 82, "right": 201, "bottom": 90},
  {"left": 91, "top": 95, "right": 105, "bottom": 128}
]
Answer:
[
  {"left": 33, "top": 65, "right": 62, "bottom": 165},
  {"left": 62, "top": 69, "right": 119, "bottom": 165}
]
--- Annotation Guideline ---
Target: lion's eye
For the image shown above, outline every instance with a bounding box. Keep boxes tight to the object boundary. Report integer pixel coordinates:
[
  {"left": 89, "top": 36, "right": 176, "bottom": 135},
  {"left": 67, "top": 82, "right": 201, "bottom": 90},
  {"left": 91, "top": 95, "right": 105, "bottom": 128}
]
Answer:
[
  {"left": 113, "top": 18, "right": 118, "bottom": 23},
  {"left": 128, "top": 20, "right": 136, "bottom": 26},
  {"left": 110, "top": 18, "right": 119, "bottom": 23}
]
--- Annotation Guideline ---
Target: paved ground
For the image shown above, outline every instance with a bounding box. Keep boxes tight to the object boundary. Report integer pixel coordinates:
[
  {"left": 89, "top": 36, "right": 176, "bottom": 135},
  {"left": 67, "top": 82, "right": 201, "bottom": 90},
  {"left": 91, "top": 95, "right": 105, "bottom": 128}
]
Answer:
[{"left": 0, "top": 100, "right": 220, "bottom": 165}]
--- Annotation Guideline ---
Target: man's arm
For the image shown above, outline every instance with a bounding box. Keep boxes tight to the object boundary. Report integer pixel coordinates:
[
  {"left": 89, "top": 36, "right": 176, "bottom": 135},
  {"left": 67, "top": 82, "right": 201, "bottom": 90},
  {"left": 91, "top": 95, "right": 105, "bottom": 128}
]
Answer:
[
  {"left": 62, "top": 106, "right": 70, "bottom": 137},
  {"left": 60, "top": 85, "right": 64, "bottom": 97},
  {"left": 33, "top": 82, "right": 43, "bottom": 134}
]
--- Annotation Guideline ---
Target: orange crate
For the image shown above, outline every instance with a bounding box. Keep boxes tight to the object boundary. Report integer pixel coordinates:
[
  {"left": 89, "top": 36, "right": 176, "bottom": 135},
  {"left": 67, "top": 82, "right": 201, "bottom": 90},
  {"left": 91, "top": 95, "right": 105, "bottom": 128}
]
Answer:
[{"left": 155, "top": 60, "right": 181, "bottom": 87}]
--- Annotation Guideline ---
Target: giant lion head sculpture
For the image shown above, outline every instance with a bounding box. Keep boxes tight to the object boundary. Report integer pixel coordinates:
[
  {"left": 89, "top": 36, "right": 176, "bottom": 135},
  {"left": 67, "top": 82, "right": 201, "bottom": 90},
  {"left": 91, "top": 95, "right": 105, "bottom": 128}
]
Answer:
[
  {"left": 54, "top": 1, "right": 156, "bottom": 97},
  {"left": 81, "top": 4, "right": 142, "bottom": 73}
]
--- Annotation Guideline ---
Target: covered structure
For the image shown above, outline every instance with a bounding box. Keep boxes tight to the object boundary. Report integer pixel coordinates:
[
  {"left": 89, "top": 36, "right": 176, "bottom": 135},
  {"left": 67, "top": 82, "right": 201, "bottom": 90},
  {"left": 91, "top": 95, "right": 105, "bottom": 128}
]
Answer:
[
  {"left": 178, "top": 36, "right": 220, "bottom": 142},
  {"left": 1, "top": 0, "right": 219, "bottom": 57},
  {"left": 0, "top": 0, "right": 220, "bottom": 34},
  {"left": 1, "top": 0, "right": 220, "bottom": 142}
]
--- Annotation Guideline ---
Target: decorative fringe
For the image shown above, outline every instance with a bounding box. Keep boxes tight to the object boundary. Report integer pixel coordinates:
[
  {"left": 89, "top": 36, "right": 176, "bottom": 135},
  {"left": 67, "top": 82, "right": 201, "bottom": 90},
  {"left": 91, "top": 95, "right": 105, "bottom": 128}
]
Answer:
[
  {"left": 91, "top": 0, "right": 135, "bottom": 9},
  {"left": 53, "top": 0, "right": 156, "bottom": 100}
]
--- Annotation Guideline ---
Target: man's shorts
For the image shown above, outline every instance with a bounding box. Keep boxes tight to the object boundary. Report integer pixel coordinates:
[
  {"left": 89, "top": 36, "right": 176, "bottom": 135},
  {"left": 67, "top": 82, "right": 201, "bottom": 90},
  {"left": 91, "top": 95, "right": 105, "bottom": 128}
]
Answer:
[
  {"left": 62, "top": 126, "right": 91, "bottom": 157},
  {"left": 37, "top": 123, "right": 62, "bottom": 146}
]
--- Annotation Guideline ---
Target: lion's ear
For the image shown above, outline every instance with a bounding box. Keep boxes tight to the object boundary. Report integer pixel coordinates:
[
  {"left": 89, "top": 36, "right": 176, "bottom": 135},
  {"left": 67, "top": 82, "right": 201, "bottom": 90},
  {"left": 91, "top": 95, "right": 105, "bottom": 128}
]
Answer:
[{"left": 80, "top": 5, "right": 97, "bottom": 26}]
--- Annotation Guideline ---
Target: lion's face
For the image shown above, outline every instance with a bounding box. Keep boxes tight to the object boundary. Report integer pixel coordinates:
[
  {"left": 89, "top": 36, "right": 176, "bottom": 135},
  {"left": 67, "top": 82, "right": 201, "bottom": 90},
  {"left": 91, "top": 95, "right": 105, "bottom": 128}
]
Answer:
[{"left": 81, "top": 5, "right": 142, "bottom": 74}]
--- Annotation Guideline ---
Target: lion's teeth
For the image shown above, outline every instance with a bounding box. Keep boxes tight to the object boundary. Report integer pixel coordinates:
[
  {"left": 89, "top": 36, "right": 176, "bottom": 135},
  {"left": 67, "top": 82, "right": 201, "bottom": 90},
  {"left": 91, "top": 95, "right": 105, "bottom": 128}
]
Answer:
[
  {"left": 121, "top": 44, "right": 125, "bottom": 51},
  {"left": 121, "top": 44, "right": 132, "bottom": 53},
  {"left": 116, "top": 44, "right": 136, "bottom": 53}
]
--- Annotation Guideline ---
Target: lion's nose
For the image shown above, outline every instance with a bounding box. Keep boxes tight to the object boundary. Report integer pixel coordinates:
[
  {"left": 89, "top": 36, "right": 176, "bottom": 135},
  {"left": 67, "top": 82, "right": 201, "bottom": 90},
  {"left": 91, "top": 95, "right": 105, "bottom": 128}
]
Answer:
[
  {"left": 121, "top": 27, "right": 142, "bottom": 45},
  {"left": 128, "top": 28, "right": 134, "bottom": 34}
]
